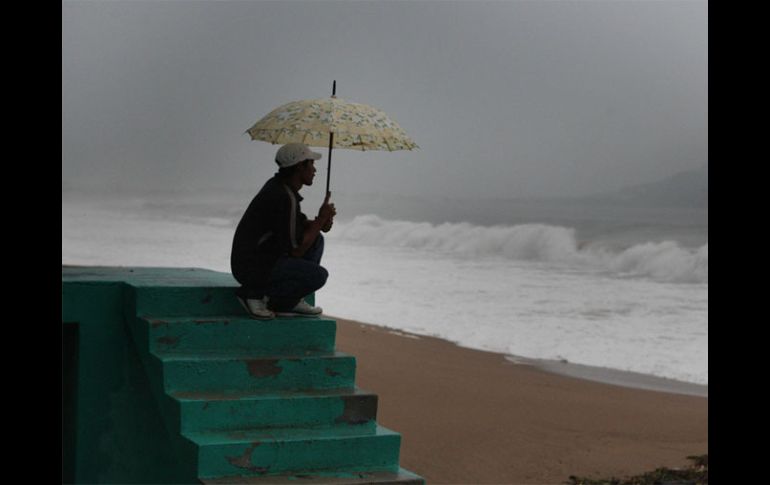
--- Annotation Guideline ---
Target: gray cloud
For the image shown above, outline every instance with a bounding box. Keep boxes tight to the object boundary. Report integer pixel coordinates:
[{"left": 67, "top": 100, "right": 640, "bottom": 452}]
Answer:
[{"left": 62, "top": 0, "right": 707, "bottom": 200}]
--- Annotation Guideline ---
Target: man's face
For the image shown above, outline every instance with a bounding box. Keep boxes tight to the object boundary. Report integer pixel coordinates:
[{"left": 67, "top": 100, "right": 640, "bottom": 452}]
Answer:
[{"left": 300, "top": 160, "right": 317, "bottom": 186}]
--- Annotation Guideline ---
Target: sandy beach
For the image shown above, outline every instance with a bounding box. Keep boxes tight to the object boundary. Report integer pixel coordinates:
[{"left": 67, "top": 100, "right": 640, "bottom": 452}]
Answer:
[{"left": 332, "top": 317, "right": 708, "bottom": 485}]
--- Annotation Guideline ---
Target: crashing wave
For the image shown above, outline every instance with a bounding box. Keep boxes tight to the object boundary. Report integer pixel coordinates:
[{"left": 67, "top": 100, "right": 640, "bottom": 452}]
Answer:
[{"left": 332, "top": 215, "right": 708, "bottom": 284}]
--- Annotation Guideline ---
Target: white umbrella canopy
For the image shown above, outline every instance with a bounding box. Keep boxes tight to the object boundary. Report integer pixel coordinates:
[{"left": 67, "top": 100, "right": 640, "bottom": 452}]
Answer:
[
  {"left": 246, "top": 97, "right": 419, "bottom": 151},
  {"left": 246, "top": 81, "right": 418, "bottom": 192}
]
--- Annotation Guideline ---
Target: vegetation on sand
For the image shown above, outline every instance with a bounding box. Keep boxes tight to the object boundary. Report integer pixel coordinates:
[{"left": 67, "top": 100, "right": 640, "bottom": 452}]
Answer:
[{"left": 566, "top": 455, "right": 708, "bottom": 485}]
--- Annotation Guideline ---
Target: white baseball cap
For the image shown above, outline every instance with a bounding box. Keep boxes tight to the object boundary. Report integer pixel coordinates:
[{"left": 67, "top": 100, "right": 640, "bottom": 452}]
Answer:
[{"left": 275, "top": 143, "right": 322, "bottom": 168}]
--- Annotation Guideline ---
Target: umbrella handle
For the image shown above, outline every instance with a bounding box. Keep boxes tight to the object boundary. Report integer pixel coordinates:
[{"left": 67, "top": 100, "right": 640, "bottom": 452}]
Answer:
[
  {"left": 326, "top": 80, "right": 336, "bottom": 194},
  {"left": 326, "top": 131, "right": 333, "bottom": 194}
]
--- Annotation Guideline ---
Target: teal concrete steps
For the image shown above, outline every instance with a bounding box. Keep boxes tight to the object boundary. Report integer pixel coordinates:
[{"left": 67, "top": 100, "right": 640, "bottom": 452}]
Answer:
[
  {"left": 187, "top": 424, "right": 401, "bottom": 479},
  {"left": 200, "top": 468, "right": 424, "bottom": 484},
  {"left": 169, "top": 388, "right": 378, "bottom": 432},
  {"left": 140, "top": 315, "right": 337, "bottom": 354},
  {"left": 156, "top": 351, "right": 357, "bottom": 393},
  {"left": 63, "top": 267, "right": 423, "bottom": 483}
]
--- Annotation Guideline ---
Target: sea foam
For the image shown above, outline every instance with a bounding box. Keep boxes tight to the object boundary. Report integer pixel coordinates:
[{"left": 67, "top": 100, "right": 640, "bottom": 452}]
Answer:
[
  {"left": 331, "top": 215, "right": 708, "bottom": 284},
  {"left": 62, "top": 196, "right": 708, "bottom": 386}
]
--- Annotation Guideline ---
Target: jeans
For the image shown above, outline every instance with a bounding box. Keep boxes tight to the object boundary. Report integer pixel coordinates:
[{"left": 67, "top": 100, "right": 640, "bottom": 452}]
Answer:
[{"left": 264, "top": 234, "right": 328, "bottom": 311}]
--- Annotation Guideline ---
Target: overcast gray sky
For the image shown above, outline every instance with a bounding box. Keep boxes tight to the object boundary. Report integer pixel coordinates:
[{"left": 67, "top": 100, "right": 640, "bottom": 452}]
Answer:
[{"left": 62, "top": 0, "right": 707, "bottom": 200}]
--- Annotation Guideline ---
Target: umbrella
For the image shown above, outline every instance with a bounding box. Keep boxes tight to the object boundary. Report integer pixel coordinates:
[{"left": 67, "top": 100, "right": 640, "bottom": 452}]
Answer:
[{"left": 246, "top": 81, "right": 418, "bottom": 193}]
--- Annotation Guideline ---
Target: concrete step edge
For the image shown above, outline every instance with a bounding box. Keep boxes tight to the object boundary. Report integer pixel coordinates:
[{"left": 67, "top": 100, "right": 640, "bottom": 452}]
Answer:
[
  {"left": 170, "top": 387, "right": 374, "bottom": 402},
  {"left": 139, "top": 315, "right": 337, "bottom": 325},
  {"left": 153, "top": 350, "right": 353, "bottom": 361},
  {"left": 183, "top": 424, "right": 399, "bottom": 446},
  {"left": 200, "top": 467, "right": 424, "bottom": 484}
]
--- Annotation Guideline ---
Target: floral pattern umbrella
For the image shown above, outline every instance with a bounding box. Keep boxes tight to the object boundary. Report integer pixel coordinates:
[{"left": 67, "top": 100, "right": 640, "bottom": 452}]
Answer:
[
  {"left": 246, "top": 82, "right": 418, "bottom": 192},
  {"left": 246, "top": 97, "right": 418, "bottom": 152}
]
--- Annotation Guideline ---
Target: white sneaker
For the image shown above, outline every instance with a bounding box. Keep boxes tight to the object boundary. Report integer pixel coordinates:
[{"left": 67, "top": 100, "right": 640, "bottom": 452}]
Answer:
[
  {"left": 275, "top": 299, "right": 323, "bottom": 317},
  {"left": 292, "top": 299, "right": 323, "bottom": 315},
  {"left": 237, "top": 296, "right": 275, "bottom": 319}
]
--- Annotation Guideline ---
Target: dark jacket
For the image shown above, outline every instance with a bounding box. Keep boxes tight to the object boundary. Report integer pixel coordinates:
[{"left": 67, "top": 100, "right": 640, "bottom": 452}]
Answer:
[{"left": 230, "top": 175, "right": 307, "bottom": 291}]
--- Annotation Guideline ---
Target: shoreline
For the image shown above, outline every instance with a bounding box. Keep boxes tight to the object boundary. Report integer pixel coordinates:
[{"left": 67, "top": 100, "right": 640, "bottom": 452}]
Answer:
[
  {"left": 331, "top": 315, "right": 707, "bottom": 484},
  {"left": 519, "top": 355, "right": 707, "bottom": 398},
  {"left": 332, "top": 316, "right": 707, "bottom": 399}
]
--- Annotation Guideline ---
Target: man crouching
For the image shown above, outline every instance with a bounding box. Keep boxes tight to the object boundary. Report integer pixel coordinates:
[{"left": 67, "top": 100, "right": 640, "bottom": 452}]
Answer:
[{"left": 231, "top": 143, "right": 336, "bottom": 319}]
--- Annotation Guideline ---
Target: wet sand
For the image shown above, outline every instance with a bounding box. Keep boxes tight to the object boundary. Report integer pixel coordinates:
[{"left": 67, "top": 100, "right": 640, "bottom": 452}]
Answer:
[{"left": 332, "top": 317, "right": 708, "bottom": 484}]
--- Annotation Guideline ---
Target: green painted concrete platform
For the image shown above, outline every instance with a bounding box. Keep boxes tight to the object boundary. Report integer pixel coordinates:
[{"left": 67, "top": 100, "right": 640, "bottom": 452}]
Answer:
[{"left": 62, "top": 266, "right": 424, "bottom": 484}]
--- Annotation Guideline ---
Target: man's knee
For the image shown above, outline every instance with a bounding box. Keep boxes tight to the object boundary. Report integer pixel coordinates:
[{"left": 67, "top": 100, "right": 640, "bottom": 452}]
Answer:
[
  {"left": 313, "top": 265, "right": 329, "bottom": 290},
  {"left": 305, "top": 234, "right": 325, "bottom": 263},
  {"left": 308, "top": 266, "right": 329, "bottom": 291},
  {"left": 292, "top": 265, "right": 327, "bottom": 300}
]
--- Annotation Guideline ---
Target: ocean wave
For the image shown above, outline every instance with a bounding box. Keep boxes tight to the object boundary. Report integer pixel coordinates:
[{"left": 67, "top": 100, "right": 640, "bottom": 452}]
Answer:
[
  {"left": 332, "top": 215, "right": 708, "bottom": 284},
  {"left": 602, "top": 241, "right": 708, "bottom": 284}
]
